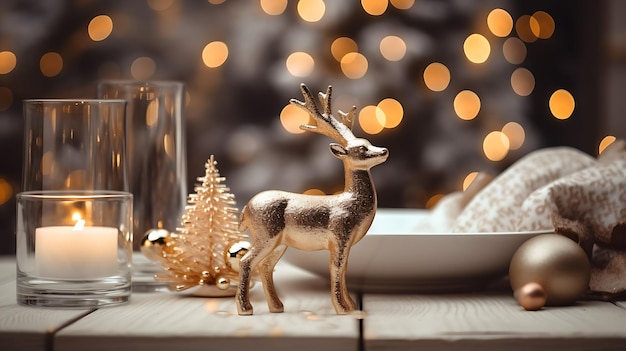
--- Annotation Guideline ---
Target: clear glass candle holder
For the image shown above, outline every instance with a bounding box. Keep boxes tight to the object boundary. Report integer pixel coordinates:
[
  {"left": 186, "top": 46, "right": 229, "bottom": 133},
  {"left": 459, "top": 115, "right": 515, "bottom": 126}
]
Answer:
[{"left": 16, "top": 190, "right": 133, "bottom": 308}]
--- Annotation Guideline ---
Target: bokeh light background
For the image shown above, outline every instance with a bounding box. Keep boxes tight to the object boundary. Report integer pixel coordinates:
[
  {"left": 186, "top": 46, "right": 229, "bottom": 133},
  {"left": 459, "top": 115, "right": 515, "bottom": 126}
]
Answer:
[{"left": 0, "top": 0, "right": 624, "bottom": 254}]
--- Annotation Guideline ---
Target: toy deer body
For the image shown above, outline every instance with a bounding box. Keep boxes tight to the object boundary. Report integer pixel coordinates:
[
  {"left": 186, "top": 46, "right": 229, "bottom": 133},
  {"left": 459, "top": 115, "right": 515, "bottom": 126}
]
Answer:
[{"left": 236, "top": 84, "right": 388, "bottom": 315}]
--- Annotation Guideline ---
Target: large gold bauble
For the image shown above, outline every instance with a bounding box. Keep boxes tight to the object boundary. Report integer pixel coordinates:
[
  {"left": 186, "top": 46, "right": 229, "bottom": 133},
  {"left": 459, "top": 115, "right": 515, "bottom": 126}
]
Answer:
[
  {"left": 140, "top": 229, "right": 171, "bottom": 261},
  {"left": 509, "top": 234, "right": 590, "bottom": 306}
]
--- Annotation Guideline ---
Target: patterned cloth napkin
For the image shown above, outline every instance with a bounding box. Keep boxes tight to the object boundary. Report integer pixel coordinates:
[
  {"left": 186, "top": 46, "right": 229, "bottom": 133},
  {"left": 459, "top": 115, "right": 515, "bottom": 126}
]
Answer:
[{"left": 450, "top": 141, "right": 626, "bottom": 298}]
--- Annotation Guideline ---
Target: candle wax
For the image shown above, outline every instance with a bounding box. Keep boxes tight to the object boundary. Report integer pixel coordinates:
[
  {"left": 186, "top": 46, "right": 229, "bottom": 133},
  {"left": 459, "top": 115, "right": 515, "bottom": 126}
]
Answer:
[{"left": 35, "top": 226, "right": 118, "bottom": 279}]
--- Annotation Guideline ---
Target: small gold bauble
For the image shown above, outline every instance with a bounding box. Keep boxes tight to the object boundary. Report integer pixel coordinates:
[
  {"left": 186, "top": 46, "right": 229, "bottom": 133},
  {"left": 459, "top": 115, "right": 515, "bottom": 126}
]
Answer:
[
  {"left": 509, "top": 234, "right": 590, "bottom": 306},
  {"left": 216, "top": 276, "right": 231, "bottom": 290},
  {"left": 224, "top": 240, "right": 250, "bottom": 272},
  {"left": 515, "top": 282, "right": 547, "bottom": 311},
  {"left": 140, "top": 229, "right": 171, "bottom": 261}
]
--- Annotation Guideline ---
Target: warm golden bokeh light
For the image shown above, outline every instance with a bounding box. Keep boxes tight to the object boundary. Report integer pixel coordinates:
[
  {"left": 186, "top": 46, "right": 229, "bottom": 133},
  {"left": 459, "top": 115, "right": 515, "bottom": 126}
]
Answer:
[
  {"left": 0, "top": 51, "right": 17, "bottom": 74},
  {"left": 380, "top": 35, "right": 406, "bottom": 61},
  {"left": 549, "top": 89, "right": 575, "bottom": 120},
  {"left": 41, "top": 151, "right": 54, "bottom": 176},
  {"left": 163, "top": 134, "right": 175, "bottom": 158},
  {"left": 147, "top": 0, "right": 175, "bottom": 11},
  {"left": 130, "top": 56, "right": 156, "bottom": 80},
  {"left": 390, "top": 0, "right": 414, "bottom": 10},
  {"left": 0, "top": 87, "right": 13, "bottom": 111},
  {"left": 510, "top": 67, "right": 535, "bottom": 96},
  {"left": 463, "top": 33, "right": 491, "bottom": 64},
  {"left": 531, "top": 11, "right": 555, "bottom": 39},
  {"left": 331, "top": 37, "right": 358, "bottom": 62},
  {"left": 483, "top": 131, "right": 510, "bottom": 161},
  {"left": 184, "top": 90, "right": 192, "bottom": 108},
  {"left": 340, "top": 52, "right": 368, "bottom": 79},
  {"left": 65, "top": 169, "right": 87, "bottom": 189},
  {"left": 516, "top": 15, "right": 538, "bottom": 43},
  {"left": 487, "top": 8, "right": 513, "bottom": 37},
  {"left": 208, "top": 0, "right": 226, "bottom": 4},
  {"left": 598, "top": 135, "right": 616, "bottom": 155},
  {"left": 502, "top": 37, "right": 527, "bottom": 64},
  {"left": 425, "top": 193, "right": 444, "bottom": 209},
  {"left": 501, "top": 122, "right": 525, "bottom": 150},
  {"left": 462, "top": 171, "right": 478, "bottom": 191},
  {"left": 0, "top": 178, "right": 12, "bottom": 206},
  {"left": 361, "top": 0, "right": 388, "bottom": 16},
  {"left": 260, "top": 0, "right": 288, "bottom": 15},
  {"left": 529, "top": 18, "right": 541, "bottom": 39},
  {"left": 280, "top": 104, "right": 310, "bottom": 134},
  {"left": 286, "top": 52, "right": 315, "bottom": 77},
  {"left": 377, "top": 98, "right": 403, "bottom": 128},
  {"left": 202, "top": 41, "right": 229, "bottom": 68},
  {"left": 297, "top": 0, "right": 325, "bottom": 22},
  {"left": 359, "top": 105, "right": 385, "bottom": 134},
  {"left": 88, "top": 15, "right": 113, "bottom": 41},
  {"left": 453, "top": 90, "right": 481, "bottom": 120},
  {"left": 146, "top": 100, "right": 159, "bottom": 127},
  {"left": 423, "top": 62, "right": 450, "bottom": 92},
  {"left": 40, "top": 52, "right": 63, "bottom": 77}
]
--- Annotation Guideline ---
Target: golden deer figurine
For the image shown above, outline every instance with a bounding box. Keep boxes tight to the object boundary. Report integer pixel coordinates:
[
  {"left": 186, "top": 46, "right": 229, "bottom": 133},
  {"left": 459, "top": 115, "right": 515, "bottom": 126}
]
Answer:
[{"left": 236, "top": 84, "right": 389, "bottom": 315}]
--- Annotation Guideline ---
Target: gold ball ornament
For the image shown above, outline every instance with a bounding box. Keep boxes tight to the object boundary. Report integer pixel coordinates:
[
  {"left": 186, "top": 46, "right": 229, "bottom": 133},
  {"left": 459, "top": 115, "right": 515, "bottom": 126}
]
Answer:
[
  {"left": 216, "top": 276, "right": 231, "bottom": 290},
  {"left": 224, "top": 240, "right": 250, "bottom": 272},
  {"left": 140, "top": 229, "right": 171, "bottom": 261},
  {"left": 509, "top": 234, "right": 591, "bottom": 306},
  {"left": 515, "top": 282, "right": 547, "bottom": 311}
]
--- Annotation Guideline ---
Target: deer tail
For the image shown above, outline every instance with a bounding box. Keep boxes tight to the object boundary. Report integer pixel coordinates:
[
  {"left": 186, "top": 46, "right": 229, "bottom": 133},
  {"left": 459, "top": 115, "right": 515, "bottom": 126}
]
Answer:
[{"left": 238, "top": 205, "right": 249, "bottom": 233}]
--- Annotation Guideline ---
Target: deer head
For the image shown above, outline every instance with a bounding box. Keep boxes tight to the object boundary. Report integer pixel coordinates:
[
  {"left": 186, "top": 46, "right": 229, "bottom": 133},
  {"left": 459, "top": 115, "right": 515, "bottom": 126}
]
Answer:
[{"left": 291, "top": 84, "right": 388, "bottom": 172}]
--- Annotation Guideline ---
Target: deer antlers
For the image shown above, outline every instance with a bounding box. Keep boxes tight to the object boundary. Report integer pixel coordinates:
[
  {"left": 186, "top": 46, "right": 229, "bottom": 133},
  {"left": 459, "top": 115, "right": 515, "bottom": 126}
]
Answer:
[{"left": 290, "top": 84, "right": 356, "bottom": 146}]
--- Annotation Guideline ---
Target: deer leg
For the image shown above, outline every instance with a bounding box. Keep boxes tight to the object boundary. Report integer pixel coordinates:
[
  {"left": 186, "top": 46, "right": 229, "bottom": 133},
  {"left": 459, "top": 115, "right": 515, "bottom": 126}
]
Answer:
[
  {"left": 258, "top": 244, "right": 287, "bottom": 313},
  {"left": 236, "top": 242, "right": 275, "bottom": 315},
  {"left": 329, "top": 245, "right": 356, "bottom": 314},
  {"left": 236, "top": 246, "right": 257, "bottom": 315},
  {"left": 235, "top": 235, "right": 282, "bottom": 315}
]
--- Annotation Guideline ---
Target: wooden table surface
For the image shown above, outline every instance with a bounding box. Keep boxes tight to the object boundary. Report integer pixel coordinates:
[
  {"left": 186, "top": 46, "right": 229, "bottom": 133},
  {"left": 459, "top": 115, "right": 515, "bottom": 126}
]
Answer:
[{"left": 1, "top": 255, "right": 625, "bottom": 351}]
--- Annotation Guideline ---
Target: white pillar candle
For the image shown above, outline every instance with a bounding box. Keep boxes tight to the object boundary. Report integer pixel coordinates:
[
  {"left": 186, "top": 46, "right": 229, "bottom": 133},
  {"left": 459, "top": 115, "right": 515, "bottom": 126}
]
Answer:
[{"left": 35, "top": 222, "right": 118, "bottom": 280}]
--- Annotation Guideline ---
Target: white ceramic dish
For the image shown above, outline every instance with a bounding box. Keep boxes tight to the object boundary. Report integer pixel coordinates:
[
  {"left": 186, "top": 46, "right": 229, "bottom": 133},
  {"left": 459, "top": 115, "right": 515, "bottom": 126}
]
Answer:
[{"left": 281, "top": 208, "right": 551, "bottom": 292}]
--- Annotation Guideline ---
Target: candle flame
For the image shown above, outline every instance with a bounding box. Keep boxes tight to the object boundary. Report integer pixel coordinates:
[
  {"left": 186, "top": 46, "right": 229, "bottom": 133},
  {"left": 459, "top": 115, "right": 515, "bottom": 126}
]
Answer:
[
  {"left": 74, "top": 219, "right": 86, "bottom": 231},
  {"left": 72, "top": 211, "right": 86, "bottom": 230}
]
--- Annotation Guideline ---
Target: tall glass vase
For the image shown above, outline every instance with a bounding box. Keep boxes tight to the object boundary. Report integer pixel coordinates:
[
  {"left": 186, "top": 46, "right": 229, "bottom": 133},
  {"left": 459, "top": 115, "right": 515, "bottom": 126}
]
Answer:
[{"left": 97, "top": 81, "right": 187, "bottom": 249}]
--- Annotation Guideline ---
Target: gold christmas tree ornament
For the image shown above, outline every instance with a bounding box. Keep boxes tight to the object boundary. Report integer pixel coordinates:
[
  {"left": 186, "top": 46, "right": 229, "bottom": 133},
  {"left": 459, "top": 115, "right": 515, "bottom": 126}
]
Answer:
[
  {"left": 236, "top": 84, "right": 389, "bottom": 315},
  {"left": 509, "top": 234, "right": 591, "bottom": 306},
  {"left": 140, "top": 229, "right": 173, "bottom": 261},
  {"left": 141, "top": 155, "right": 249, "bottom": 296},
  {"left": 225, "top": 240, "right": 251, "bottom": 272}
]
